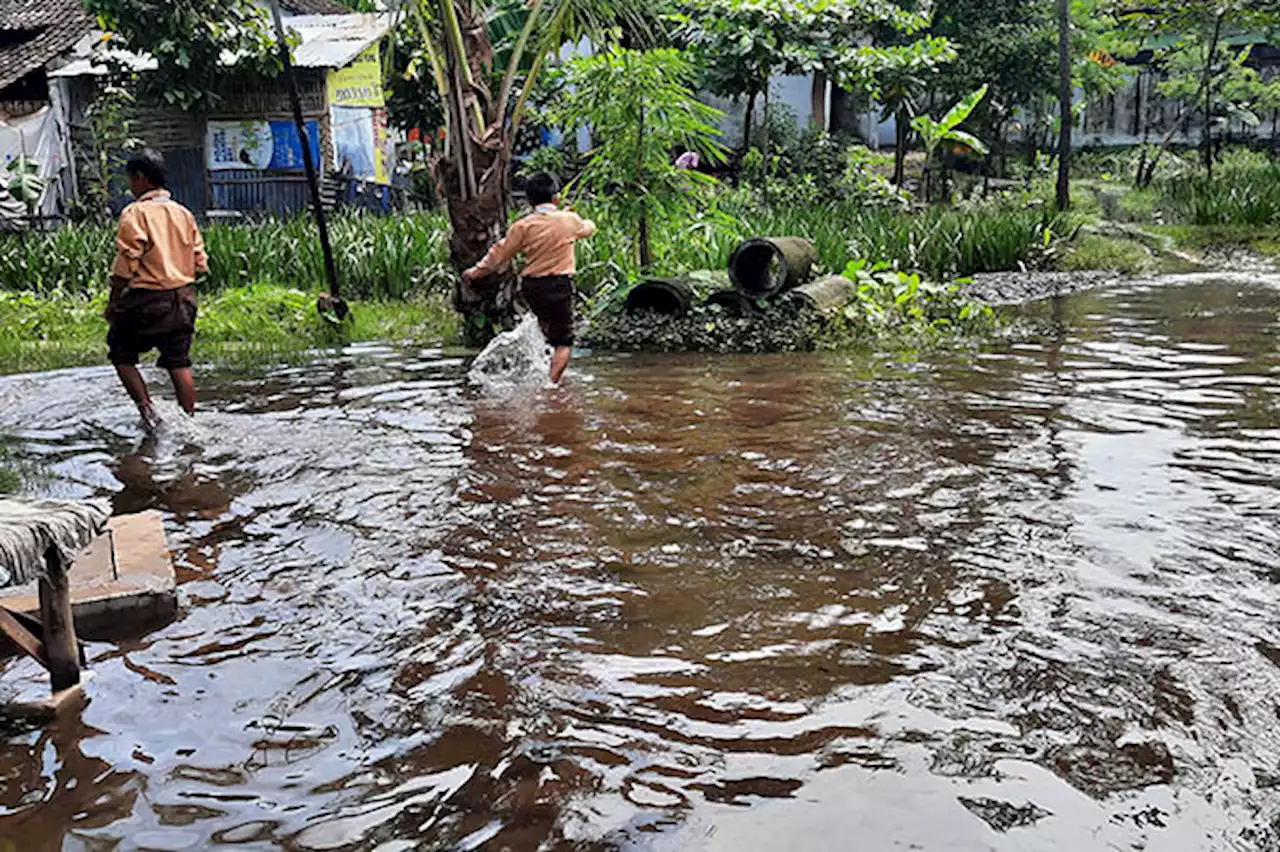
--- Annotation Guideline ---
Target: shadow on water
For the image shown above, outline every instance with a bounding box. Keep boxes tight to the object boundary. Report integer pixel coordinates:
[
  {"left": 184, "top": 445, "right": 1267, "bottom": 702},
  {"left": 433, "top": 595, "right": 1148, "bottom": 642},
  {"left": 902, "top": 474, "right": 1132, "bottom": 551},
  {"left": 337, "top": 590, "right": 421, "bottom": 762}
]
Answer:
[{"left": 0, "top": 277, "right": 1278, "bottom": 850}]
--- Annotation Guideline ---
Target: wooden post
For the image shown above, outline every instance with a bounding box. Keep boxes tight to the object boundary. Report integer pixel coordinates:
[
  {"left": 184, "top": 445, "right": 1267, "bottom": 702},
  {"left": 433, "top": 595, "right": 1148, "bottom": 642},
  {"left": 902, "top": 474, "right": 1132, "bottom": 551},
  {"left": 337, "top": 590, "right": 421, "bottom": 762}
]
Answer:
[
  {"left": 38, "top": 545, "right": 79, "bottom": 692},
  {"left": 268, "top": 0, "right": 345, "bottom": 315},
  {"left": 1055, "top": 0, "right": 1072, "bottom": 212}
]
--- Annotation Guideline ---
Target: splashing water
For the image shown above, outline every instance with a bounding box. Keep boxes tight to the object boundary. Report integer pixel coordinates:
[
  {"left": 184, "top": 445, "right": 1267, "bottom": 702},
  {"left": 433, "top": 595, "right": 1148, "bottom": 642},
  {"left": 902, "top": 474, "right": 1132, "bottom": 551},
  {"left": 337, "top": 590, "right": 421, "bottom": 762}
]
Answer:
[{"left": 467, "top": 313, "right": 551, "bottom": 393}]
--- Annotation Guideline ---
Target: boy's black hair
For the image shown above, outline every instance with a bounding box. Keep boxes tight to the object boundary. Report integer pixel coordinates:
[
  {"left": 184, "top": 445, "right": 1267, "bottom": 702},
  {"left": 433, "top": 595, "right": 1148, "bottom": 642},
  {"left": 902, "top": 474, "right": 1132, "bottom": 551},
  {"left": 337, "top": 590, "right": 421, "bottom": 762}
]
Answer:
[
  {"left": 126, "top": 149, "right": 168, "bottom": 188},
  {"left": 526, "top": 171, "right": 558, "bottom": 206}
]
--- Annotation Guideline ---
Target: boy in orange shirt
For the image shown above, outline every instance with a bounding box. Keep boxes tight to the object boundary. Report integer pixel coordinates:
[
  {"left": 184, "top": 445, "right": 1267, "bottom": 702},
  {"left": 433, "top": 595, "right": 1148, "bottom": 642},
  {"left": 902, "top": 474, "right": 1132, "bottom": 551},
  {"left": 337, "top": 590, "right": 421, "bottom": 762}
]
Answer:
[
  {"left": 462, "top": 172, "right": 595, "bottom": 384},
  {"left": 105, "top": 150, "right": 207, "bottom": 429}
]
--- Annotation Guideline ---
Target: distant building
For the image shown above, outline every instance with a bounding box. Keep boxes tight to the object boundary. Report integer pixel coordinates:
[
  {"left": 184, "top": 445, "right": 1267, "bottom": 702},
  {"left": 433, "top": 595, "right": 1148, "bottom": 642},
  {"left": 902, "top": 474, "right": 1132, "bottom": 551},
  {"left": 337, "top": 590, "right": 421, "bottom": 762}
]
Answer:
[
  {"left": 1078, "top": 40, "right": 1280, "bottom": 148},
  {"left": 0, "top": 0, "right": 400, "bottom": 222},
  {"left": 0, "top": 0, "right": 93, "bottom": 220}
]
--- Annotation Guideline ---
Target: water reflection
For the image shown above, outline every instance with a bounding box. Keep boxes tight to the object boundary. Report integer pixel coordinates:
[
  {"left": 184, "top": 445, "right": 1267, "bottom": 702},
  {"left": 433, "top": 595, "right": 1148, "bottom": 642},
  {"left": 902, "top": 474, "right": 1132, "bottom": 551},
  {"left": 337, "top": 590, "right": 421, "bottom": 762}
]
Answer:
[{"left": 0, "top": 277, "right": 1278, "bottom": 850}]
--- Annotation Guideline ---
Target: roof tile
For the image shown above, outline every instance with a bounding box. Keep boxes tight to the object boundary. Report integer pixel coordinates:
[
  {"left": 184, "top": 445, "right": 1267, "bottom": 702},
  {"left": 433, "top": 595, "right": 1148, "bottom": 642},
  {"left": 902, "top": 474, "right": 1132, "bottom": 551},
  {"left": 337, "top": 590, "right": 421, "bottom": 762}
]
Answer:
[{"left": 0, "top": 0, "right": 92, "bottom": 93}]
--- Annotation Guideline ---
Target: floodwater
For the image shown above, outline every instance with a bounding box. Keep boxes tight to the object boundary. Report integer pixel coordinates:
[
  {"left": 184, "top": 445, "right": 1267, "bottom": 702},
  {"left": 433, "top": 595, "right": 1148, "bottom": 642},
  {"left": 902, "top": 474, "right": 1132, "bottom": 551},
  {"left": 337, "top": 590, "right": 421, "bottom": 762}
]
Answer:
[{"left": 1, "top": 274, "right": 1279, "bottom": 851}]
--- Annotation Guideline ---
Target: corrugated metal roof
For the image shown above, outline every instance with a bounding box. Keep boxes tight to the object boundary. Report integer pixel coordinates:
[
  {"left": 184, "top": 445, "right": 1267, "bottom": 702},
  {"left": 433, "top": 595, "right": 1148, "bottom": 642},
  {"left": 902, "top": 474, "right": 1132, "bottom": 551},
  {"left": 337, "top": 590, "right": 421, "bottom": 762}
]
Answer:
[
  {"left": 289, "top": 14, "right": 390, "bottom": 69},
  {"left": 49, "top": 12, "right": 390, "bottom": 79}
]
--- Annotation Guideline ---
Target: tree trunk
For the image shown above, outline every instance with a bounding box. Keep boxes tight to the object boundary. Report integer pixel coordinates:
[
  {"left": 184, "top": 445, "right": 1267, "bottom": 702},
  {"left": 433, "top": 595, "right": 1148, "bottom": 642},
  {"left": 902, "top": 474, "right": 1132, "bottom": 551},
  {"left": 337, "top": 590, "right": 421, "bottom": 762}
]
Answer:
[
  {"left": 637, "top": 101, "right": 652, "bottom": 269},
  {"left": 1202, "top": 13, "right": 1223, "bottom": 180},
  {"left": 1027, "top": 98, "right": 1040, "bottom": 170},
  {"left": 811, "top": 72, "right": 828, "bottom": 132},
  {"left": 829, "top": 87, "right": 860, "bottom": 139},
  {"left": 761, "top": 77, "right": 771, "bottom": 205},
  {"left": 892, "top": 108, "right": 907, "bottom": 186},
  {"left": 1055, "top": 0, "right": 1071, "bottom": 212},
  {"left": 742, "top": 87, "right": 757, "bottom": 156},
  {"left": 996, "top": 120, "right": 1008, "bottom": 179},
  {"left": 1131, "top": 70, "right": 1143, "bottom": 137},
  {"left": 433, "top": 0, "right": 515, "bottom": 346}
]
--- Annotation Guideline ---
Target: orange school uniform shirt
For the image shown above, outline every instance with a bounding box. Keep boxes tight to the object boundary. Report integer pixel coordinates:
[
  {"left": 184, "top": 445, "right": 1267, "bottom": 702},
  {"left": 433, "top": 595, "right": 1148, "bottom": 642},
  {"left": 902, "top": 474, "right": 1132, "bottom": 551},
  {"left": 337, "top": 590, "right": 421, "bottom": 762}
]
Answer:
[
  {"left": 470, "top": 204, "right": 596, "bottom": 279},
  {"left": 111, "top": 189, "right": 208, "bottom": 290}
]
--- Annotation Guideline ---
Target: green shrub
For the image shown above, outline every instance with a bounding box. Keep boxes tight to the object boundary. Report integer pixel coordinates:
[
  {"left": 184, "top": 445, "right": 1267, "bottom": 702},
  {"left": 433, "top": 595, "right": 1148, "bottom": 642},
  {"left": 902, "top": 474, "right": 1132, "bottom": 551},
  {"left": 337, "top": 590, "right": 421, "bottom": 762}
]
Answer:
[
  {"left": 1156, "top": 163, "right": 1280, "bottom": 226},
  {"left": 2, "top": 197, "right": 1066, "bottom": 318}
]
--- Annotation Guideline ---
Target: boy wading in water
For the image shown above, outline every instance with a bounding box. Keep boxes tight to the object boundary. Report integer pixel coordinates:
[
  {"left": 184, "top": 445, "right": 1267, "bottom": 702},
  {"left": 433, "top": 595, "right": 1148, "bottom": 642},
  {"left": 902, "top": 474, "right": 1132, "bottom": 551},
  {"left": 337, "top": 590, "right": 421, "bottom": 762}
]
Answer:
[
  {"left": 462, "top": 172, "right": 595, "bottom": 384},
  {"left": 105, "top": 150, "right": 207, "bottom": 430}
]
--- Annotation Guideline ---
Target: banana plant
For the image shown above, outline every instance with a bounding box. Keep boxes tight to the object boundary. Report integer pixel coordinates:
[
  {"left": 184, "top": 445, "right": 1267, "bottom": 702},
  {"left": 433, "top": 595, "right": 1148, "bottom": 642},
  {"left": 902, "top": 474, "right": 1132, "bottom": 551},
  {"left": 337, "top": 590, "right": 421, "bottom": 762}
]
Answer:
[
  {"left": 910, "top": 84, "right": 988, "bottom": 201},
  {"left": 406, "top": 0, "right": 653, "bottom": 345},
  {"left": 5, "top": 156, "right": 45, "bottom": 220},
  {"left": 911, "top": 84, "right": 990, "bottom": 163}
]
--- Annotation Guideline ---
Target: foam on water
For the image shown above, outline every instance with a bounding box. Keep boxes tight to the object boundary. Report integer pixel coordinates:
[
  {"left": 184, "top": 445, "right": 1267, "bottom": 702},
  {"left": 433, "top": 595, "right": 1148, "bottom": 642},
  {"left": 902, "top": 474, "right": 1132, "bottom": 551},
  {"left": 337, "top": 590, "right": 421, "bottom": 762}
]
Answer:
[{"left": 466, "top": 314, "right": 552, "bottom": 394}]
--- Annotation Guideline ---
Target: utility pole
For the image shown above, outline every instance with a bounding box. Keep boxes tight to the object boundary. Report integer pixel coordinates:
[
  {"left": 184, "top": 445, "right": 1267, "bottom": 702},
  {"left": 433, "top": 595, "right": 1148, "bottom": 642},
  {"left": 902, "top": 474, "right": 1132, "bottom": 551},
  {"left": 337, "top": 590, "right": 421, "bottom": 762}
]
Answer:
[
  {"left": 269, "top": 0, "right": 347, "bottom": 319},
  {"left": 1055, "top": 0, "right": 1072, "bottom": 211}
]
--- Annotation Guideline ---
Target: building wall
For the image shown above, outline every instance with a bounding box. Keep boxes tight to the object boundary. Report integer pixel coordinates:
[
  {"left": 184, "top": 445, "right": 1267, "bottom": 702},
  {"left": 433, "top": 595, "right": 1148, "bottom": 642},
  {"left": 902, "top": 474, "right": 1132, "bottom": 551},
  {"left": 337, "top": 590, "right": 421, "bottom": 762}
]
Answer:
[
  {"left": 63, "top": 70, "right": 334, "bottom": 216},
  {"left": 1079, "top": 63, "right": 1280, "bottom": 148}
]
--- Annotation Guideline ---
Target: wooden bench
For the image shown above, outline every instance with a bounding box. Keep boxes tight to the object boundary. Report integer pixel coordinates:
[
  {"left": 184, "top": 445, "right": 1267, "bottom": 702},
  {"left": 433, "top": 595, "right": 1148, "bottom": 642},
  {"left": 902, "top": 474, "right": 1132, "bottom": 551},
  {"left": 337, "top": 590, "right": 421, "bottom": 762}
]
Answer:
[{"left": 0, "top": 499, "right": 109, "bottom": 705}]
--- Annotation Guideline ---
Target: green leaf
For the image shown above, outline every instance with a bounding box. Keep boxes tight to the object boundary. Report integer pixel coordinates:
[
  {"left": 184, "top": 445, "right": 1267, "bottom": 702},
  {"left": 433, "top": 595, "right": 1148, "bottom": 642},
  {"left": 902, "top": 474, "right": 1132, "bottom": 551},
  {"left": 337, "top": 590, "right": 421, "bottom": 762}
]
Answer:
[
  {"left": 939, "top": 84, "right": 988, "bottom": 134},
  {"left": 945, "top": 129, "right": 989, "bottom": 155}
]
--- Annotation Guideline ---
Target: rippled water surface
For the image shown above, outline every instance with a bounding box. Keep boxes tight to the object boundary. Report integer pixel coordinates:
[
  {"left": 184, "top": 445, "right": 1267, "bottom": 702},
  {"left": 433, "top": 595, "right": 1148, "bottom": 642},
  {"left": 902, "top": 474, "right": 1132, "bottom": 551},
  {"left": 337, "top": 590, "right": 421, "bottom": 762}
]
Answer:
[{"left": 2, "top": 276, "right": 1279, "bottom": 851}]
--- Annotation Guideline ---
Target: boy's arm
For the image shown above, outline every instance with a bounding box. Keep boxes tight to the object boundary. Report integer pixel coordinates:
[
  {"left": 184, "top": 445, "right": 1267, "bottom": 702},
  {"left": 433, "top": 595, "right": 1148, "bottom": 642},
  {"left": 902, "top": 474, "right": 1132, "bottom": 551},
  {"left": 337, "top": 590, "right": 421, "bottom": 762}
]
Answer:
[
  {"left": 463, "top": 224, "right": 524, "bottom": 281},
  {"left": 106, "top": 207, "right": 146, "bottom": 319},
  {"left": 574, "top": 214, "right": 596, "bottom": 239},
  {"left": 192, "top": 218, "right": 209, "bottom": 276}
]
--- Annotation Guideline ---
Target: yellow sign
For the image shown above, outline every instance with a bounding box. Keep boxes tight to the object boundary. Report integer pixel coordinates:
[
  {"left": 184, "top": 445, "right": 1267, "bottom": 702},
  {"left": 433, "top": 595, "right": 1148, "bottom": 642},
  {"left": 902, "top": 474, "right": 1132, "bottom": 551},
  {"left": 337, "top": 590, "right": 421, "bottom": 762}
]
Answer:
[
  {"left": 1088, "top": 50, "right": 1117, "bottom": 69},
  {"left": 327, "top": 44, "right": 384, "bottom": 108}
]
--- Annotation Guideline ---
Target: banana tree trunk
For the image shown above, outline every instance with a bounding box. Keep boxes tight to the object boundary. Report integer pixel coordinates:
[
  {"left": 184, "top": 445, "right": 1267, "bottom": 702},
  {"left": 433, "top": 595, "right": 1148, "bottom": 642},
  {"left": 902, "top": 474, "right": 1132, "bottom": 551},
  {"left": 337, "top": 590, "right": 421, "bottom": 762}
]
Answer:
[
  {"left": 892, "top": 108, "right": 907, "bottom": 186},
  {"left": 432, "top": 0, "right": 516, "bottom": 346}
]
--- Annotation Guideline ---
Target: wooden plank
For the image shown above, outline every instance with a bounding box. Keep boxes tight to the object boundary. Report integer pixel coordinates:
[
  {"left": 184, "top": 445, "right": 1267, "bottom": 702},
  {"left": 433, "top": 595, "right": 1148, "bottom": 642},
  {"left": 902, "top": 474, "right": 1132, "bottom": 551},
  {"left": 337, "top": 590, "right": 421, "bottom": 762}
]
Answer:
[
  {"left": 0, "top": 512, "right": 177, "bottom": 644},
  {"left": 38, "top": 546, "right": 80, "bottom": 693},
  {"left": 0, "top": 606, "right": 46, "bottom": 669}
]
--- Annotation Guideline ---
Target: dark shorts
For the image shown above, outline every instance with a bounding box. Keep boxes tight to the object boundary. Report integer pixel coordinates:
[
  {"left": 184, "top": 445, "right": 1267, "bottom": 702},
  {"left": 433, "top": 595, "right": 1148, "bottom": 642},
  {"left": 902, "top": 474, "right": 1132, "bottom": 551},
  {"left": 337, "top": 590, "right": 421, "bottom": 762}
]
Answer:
[
  {"left": 522, "top": 275, "right": 575, "bottom": 348},
  {"left": 107, "top": 286, "right": 198, "bottom": 369}
]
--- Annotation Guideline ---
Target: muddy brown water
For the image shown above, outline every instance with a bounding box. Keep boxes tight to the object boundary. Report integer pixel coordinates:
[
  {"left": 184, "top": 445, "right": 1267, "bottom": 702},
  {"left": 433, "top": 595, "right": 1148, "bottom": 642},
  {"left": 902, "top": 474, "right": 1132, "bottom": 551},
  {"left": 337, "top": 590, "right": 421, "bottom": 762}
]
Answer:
[{"left": 1, "top": 274, "right": 1279, "bottom": 851}]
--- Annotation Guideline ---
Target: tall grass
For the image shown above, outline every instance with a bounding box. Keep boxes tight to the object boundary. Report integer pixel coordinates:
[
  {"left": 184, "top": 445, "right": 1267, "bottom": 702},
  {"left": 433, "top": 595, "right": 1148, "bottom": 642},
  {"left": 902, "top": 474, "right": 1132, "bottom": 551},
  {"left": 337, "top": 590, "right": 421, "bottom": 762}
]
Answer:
[
  {"left": 1155, "top": 161, "right": 1280, "bottom": 227},
  {"left": 0, "top": 197, "right": 1064, "bottom": 303},
  {"left": 0, "top": 214, "right": 454, "bottom": 299},
  {"left": 578, "top": 192, "right": 1067, "bottom": 293}
]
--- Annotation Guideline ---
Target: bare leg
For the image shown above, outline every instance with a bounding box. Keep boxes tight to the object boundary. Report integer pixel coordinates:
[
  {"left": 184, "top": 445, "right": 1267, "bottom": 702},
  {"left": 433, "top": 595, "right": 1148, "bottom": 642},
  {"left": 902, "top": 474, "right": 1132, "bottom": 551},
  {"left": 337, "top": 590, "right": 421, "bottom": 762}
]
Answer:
[
  {"left": 550, "top": 346, "right": 571, "bottom": 384},
  {"left": 114, "top": 365, "right": 156, "bottom": 423},
  {"left": 169, "top": 367, "right": 196, "bottom": 415}
]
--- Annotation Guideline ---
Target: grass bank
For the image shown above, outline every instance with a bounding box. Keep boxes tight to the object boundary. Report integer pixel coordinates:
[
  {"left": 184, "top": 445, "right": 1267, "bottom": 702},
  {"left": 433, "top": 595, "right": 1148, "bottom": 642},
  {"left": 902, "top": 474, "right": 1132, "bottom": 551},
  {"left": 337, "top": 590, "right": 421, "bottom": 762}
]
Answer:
[
  {"left": 0, "top": 285, "right": 459, "bottom": 375},
  {"left": 0, "top": 197, "right": 1070, "bottom": 367},
  {"left": 2, "top": 198, "right": 1067, "bottom": 302}
]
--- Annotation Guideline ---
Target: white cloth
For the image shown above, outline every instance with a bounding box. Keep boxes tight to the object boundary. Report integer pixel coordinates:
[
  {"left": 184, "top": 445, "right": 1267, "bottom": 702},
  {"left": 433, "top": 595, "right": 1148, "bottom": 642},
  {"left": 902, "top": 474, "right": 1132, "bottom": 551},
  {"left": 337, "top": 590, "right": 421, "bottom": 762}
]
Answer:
[
  {"left": 0, "top": 107, "right": 63, "bottom": 221},
  {"left": 0, "top": 498, "right": 110, "bottom": 588}
]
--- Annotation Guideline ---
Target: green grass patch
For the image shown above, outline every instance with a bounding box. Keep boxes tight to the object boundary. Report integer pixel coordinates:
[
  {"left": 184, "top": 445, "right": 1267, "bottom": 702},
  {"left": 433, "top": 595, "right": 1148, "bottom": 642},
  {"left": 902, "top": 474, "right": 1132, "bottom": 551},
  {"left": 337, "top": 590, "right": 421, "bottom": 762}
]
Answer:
[
  {"left": 1150, "top": 225, "right": 1280, "bottom": 258},
  {"left": 0, "top": 468, "right": 18, "bottom": 495},
  {"left": 0, "top": 285, "right": 460, "bottom": 375},
  {"left": 1056, "top": 234, "right": 1153, "bottom": 274},
  {"left": 579, "top": 191, "right": 1067, "bottom": 295}
]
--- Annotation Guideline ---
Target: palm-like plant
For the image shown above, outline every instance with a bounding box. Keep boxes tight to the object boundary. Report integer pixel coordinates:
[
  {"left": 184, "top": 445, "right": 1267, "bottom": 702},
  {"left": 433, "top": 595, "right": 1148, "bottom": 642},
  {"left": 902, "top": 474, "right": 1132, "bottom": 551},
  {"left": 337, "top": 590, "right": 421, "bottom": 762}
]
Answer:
[
  {"left": 407, "top": 0, "right": 649, "bottom": 344},
  {"left": 910, "top": 84, "right": 989, "bottom": 200}
]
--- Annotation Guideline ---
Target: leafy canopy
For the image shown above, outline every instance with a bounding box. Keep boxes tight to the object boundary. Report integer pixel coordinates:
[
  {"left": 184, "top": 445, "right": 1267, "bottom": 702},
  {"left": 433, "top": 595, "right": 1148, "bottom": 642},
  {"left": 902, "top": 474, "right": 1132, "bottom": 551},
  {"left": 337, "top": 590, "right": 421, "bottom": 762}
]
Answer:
[
  {"left": 556, "top": 47, "right": 726, "bottom": 262},
  {"left": 673, "top": 0, "right": 940, "bottom": 101},
  {"left": 84, "top": 0, "right": 284, "bottom": 111}
]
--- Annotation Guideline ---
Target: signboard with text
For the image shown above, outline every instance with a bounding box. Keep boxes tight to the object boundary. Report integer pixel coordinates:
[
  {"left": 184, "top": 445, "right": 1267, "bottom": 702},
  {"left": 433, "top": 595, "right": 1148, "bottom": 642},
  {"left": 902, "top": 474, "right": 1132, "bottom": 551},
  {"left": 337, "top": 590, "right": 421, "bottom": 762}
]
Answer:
[
  {"left": 207, "top": 120, "right": 321, "bottom": 171},
  {"left": 327, "top": 44, "right": 384, "bottom": 108}
]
